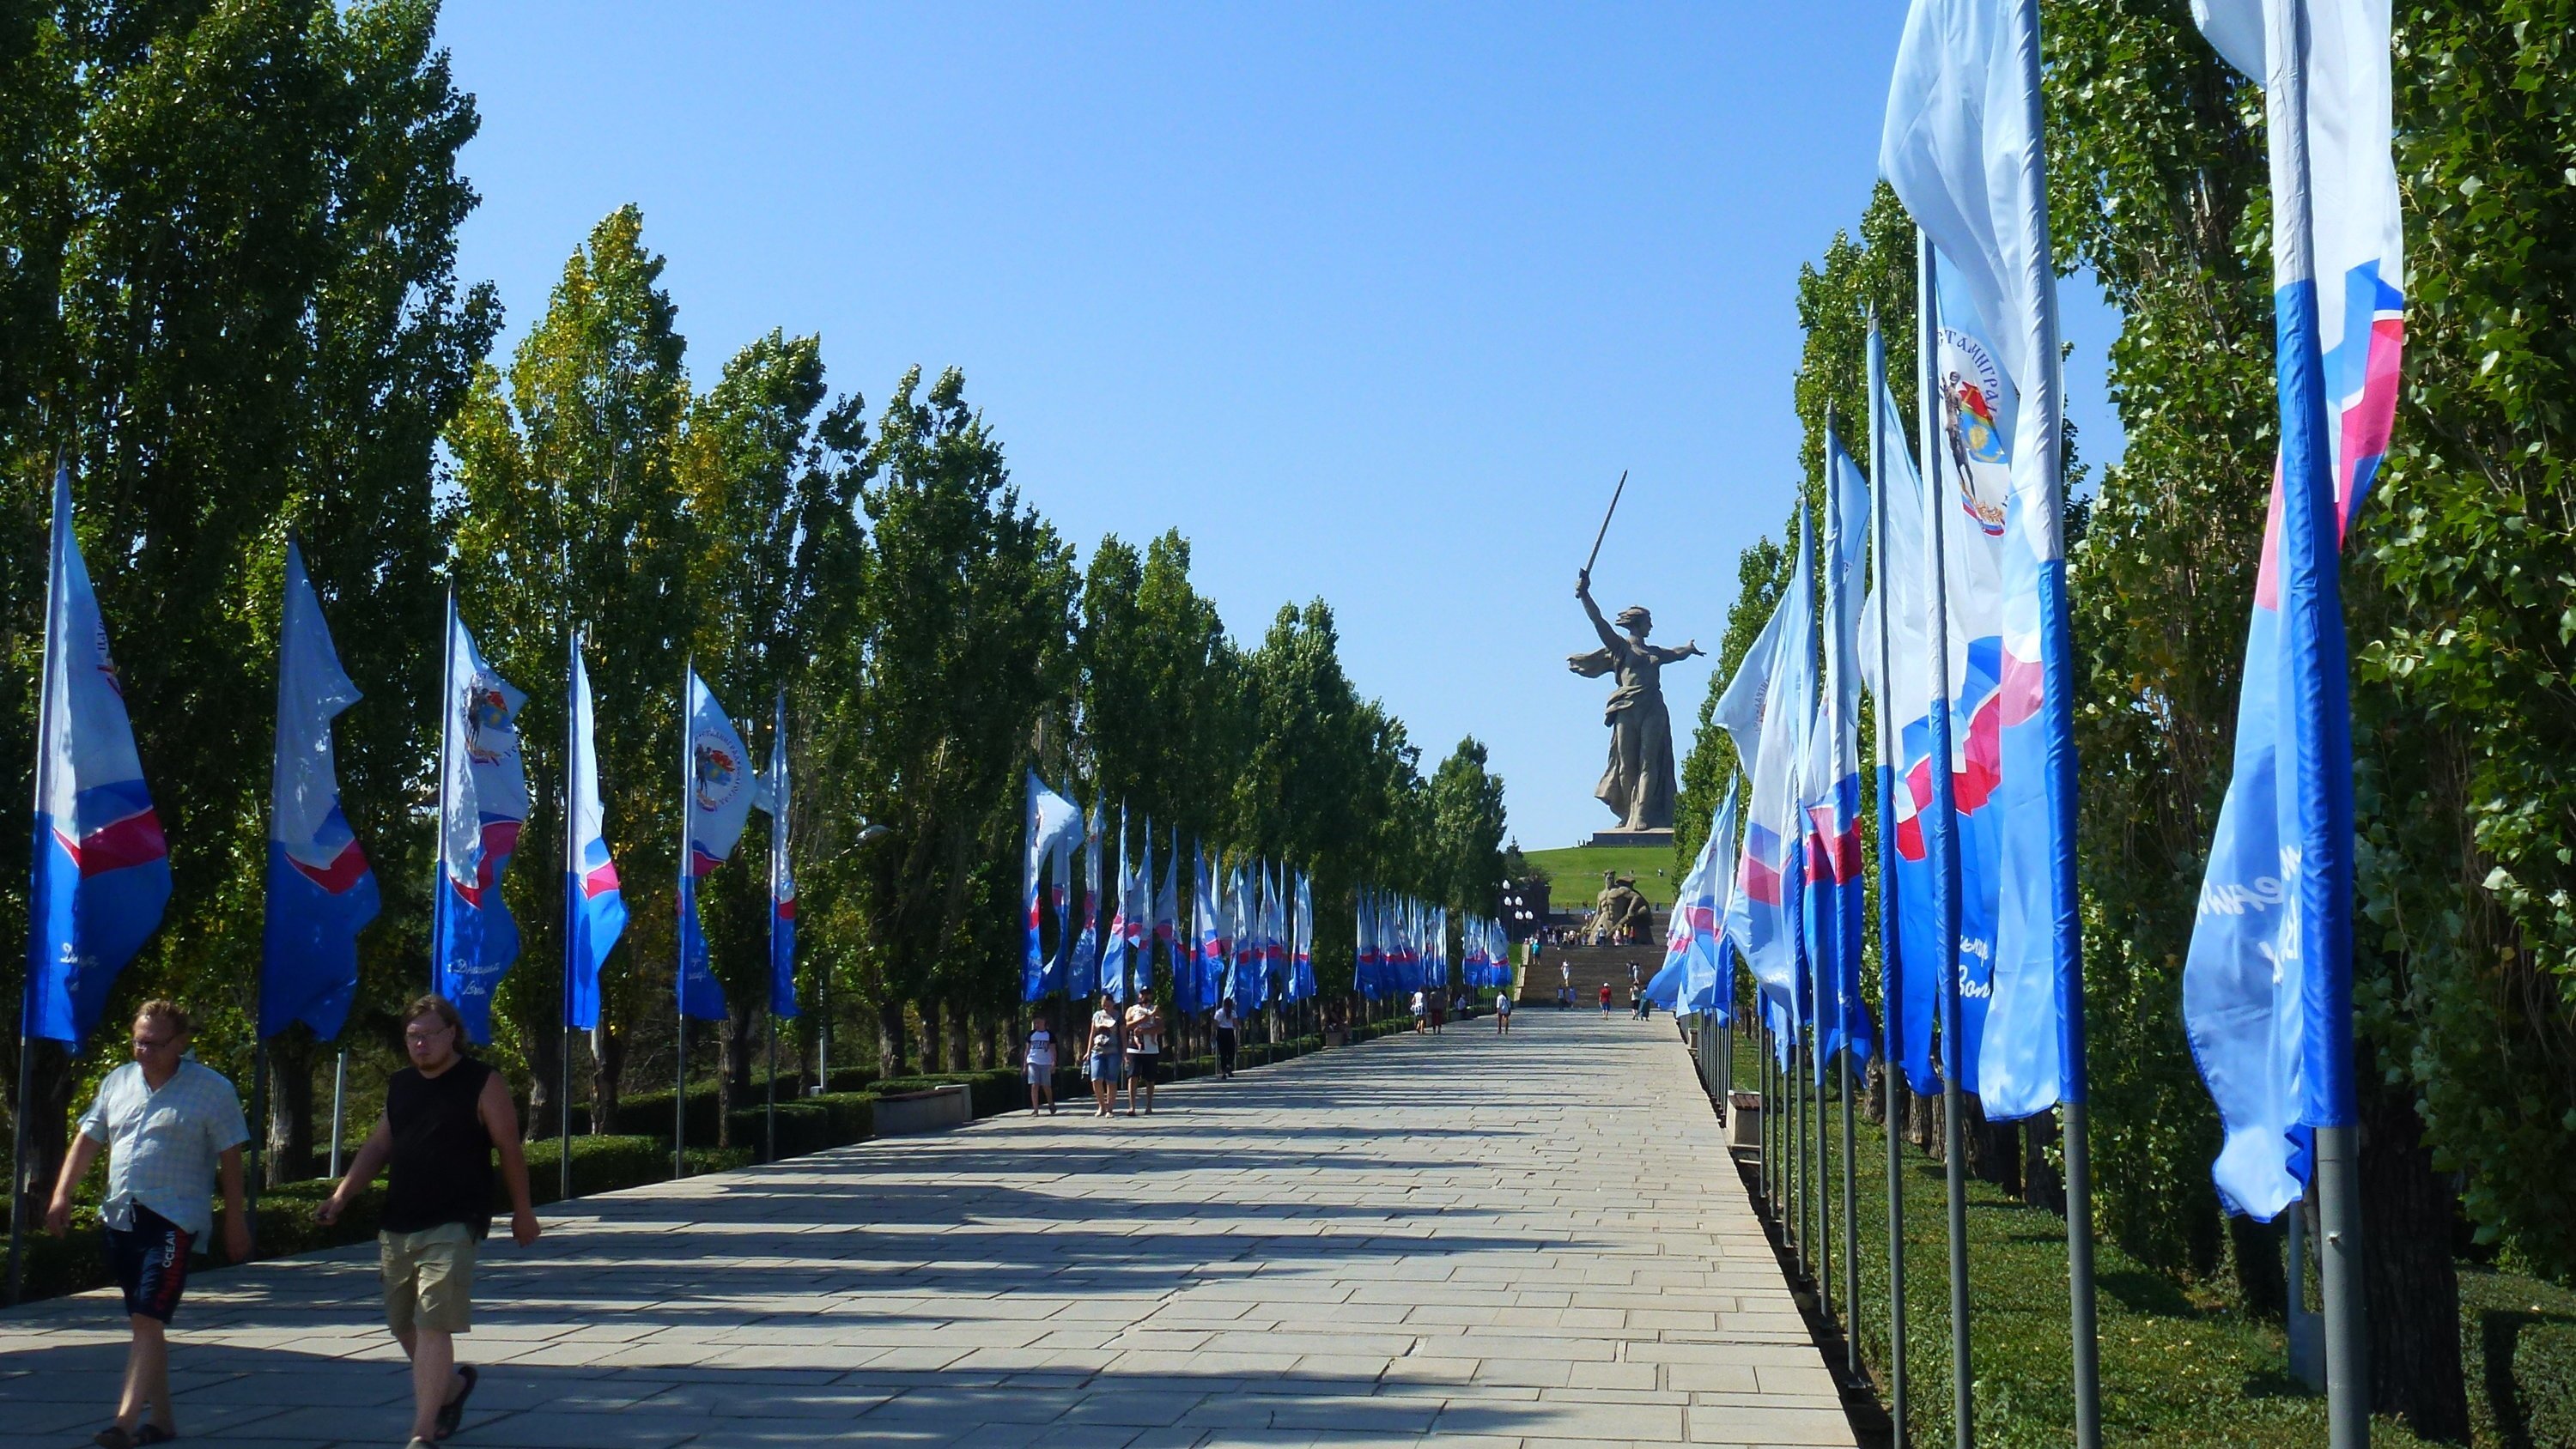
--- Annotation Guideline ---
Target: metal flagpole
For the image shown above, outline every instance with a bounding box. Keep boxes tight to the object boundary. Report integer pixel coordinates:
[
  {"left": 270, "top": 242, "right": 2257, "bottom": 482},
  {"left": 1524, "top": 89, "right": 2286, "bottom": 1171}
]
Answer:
[
  {"left": 3, "top": 463, "right": 61, "bottom": 1306},
  {"left": 561, "top": 629, "right": 578, "bottom": 1202},
  {"left": 1920, "top": 230, "right": 1975, "bottom": 1449},
  {"left": 248, "top": 1046, "right": 266, "bottom": 1231},
  {"left": 1842, "top": 1046, "right": 1862, "bottom": 1377},
  {"left": 1869, "top": 318, "right": 1912, "bottom": 1447},
  {"left": 434, "top": 589, "right": 457, "bottom": 995},
  {"left": 674, "top": 657, "right": 690, "bottom": 1179},
  {"left": 764, "top": 691, "right": 784, "bottom": 1166},
  {"left": 2252, "top": 0, "right": 2364, "bottom": 1441}
]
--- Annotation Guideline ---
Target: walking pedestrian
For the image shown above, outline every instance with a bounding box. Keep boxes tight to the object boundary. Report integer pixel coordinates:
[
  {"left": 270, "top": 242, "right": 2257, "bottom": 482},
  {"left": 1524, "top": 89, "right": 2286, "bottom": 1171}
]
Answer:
[
  {"left": 1084, "top": 995, "right": 1122, "bottom": 1116},
  {"left": 1123, "top": 989, "right": 1164, "bottom": 1115},
  {"left": 1212, "top": 997, "right": 1239, "bottom": 1079},
  {"left": 316, "top": 995, "right": 538, "bottom": 1449},
  {"left": 1494, "top": 991, "right": 1513, "bottom": 1036},
  {"left": 1558, "top": 960, "right": 1572, "bottom": 1009},
  {"left": 46, "top": 1001, "right": 251, "bottom": 1449},
  {"left": 1409, "top": 989, "right": 1427, "bottom": 1033},
  {"left": 1430, "top": 990, "right": 1446, "bottom": 1034},
  {"left": 1631, "top": 984, "right": 1648, "bottom": 1020},
  {"left": 1599, "top": 982, "right": 1613, "bottom": 1014},
  {"left": 1024, "top": 1015, "right": 1058, "bottom": 1114}
]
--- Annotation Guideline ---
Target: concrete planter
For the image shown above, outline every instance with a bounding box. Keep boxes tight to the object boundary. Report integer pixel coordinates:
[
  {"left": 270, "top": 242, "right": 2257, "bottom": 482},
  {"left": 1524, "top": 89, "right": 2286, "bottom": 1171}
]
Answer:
[
  {"left": 1727, "top": 1091, "right": 1763, "bottom": 1150},
  {"left": 874, "top": 1083, "right": 971, "bottom": 1136}
]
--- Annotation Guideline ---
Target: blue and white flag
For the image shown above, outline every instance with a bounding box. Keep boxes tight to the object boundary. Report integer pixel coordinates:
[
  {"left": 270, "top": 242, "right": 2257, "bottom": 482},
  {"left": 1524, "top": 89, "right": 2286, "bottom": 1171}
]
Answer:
[
  {"left": 761, "top": 694, "right": 797, "bottom": 1020},
  {"left": 1727, "top": 508, "right": 1816, "bottom": 1025},
  {"left": 677, "top": 670, "right": 756, "bottom": 1023},
  {"left": 1882, "top": 0, "right": 2081, "bottom": 1122},
  {"left": 260, "top": 542, "right": 377, "bottom": 1042},
  {"left": 1102, "top": 804, "right": 1133, "bottom": 1002},
  {"left": 1023, "top": 773, "right": 1079, "bottom": 1002},
  {"left": 1191, "top": 841, "right": 1222, "bottom": 1009},
  {"left": 1649, "top": 779, "right": 1738, "bottom": 1020},
  {"left": 1154, "top": 825, "right": 1181, "bottom": 1002},
  {"left": 1860, "top": 332, "right": 1945, "bottom": 1096},
  {"left": 434, "top": 601, "right": 528, "bottom": 1045},
  {"left": 1068, "top": 797, "right": 1103, "bottom": 990},
  {"left": 565, "top": 640, "right": 626, "bottom": 1033},
  {"left": 2183, "top": 0, "right": 2403, "bottom": 1221},
  {"left": 24, "top": 465, "right": 172, "bottom": 1046},
  {"left": 1804, "top": 427, "right": 1876, "bottom": 1078}
]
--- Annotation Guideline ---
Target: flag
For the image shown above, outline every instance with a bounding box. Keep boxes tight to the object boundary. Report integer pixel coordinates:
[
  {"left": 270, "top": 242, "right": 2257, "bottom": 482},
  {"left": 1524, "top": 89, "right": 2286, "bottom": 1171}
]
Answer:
[
  {"left": 1052, "top": 780, "right": 1073, "bottom": 979},
  {"left": 762, "top": 694, "right": 797, "bottom": 1020},
  {"left": 1357, "top": 890, "right": 1380, "bottom": 998},
  {"left": 1882, "top": 0, "right": 2081, "bottom": 1121},
  {"left": 1023, "top": 773, "right": 1079, "bottom": 1002},
  {"left": 434, "top": 600, "right": 529, "bottom": 1046},
  {"left": 1649, "top": 779, "right": 1738, "bottom": 1019},
  {"left": 677, "top": 670, "right": 756, "bottom": 1024},
  {"left": 1727, "top": 506, "right": 1816, "bottom": 1026},
  {"left": 1103, "top": 804, "right": 1133, "bottom": 1001},
  {"left": 260, "top": 542, "right": 377, "bottom": 1042},
  {"left": 1292, "top": 870, "right": 1315, "bottom": 1001},
  {"left": 1155, "top": 824, "right": 1182, "bottom": 1004},
  {"left": 2183, "top": 0, "right": 2403, "bottom": 1221},
  {"left": 23, "top": 465, "right": 172, "bottom": 1046},
  {"left": 1266, "top": 860, "right": 1288, "bottom": 994},
  {"left": 1192, "top": 841, "right": 1224, "bottom": 1009},
  {"left": 1804, "top": 427, "right": 1876, "bottom": 1077},
  {"left": 1241, "top": 864, "right": 1269, "bottom": 1009},
  {"left": 1860, "top": 330, "right": 1947, "bottom": 1095},
  {"left": 565, "top": 639, "right": 626, "bottom": 1033},
  {"left": 1068, "top": 797, "right": 1103, "bottom": 990}
]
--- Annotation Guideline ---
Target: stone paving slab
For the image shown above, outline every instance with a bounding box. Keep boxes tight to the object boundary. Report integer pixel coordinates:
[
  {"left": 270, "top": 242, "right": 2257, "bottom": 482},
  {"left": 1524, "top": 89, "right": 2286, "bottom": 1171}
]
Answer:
[{"left": 1, "top": 1008, "right": 1854, "bottom": 1447}]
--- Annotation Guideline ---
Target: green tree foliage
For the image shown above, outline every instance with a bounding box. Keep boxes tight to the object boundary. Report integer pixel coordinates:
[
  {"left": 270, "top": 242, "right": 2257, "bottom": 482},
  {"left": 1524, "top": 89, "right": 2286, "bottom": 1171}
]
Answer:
[
  {"left": 0, "top": 0, "right": 494, "bottom": 1199},
  {"left": 1426, "top": 737, "right": 1509, "bottom": 921}
]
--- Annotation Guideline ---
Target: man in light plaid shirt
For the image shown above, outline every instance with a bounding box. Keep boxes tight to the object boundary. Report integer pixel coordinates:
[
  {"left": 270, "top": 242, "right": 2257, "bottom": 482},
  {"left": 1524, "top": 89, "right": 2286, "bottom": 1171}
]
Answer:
[{"left": 46, "top": 1000, "right": 252, "bottom": 1449}]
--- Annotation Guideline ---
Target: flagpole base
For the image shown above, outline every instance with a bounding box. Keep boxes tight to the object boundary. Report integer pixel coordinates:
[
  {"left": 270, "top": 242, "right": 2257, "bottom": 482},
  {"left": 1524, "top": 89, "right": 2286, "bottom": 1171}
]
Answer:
[{"left": 2317, "top": 1123, "right": 2370, "bottom": 1448}]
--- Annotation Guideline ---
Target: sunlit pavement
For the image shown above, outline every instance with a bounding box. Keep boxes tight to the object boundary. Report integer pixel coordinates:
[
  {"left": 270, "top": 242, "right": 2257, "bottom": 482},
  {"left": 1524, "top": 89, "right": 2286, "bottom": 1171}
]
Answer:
[{"left": 1, "top": 1008, "right": 1852, "bottom": 1448}]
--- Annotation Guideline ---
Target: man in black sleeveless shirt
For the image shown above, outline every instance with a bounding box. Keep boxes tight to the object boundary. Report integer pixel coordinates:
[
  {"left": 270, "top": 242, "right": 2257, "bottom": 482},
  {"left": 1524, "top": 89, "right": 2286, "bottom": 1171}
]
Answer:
[{"left": 319, "top": 995, "right": 538, "bottom": 1448}]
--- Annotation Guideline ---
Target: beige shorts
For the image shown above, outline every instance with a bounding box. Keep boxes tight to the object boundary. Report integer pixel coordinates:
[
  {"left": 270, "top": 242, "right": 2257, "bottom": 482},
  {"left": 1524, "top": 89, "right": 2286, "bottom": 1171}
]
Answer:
[{"left": 380, "top": 1222, "right": 478, "bottom": 1336}]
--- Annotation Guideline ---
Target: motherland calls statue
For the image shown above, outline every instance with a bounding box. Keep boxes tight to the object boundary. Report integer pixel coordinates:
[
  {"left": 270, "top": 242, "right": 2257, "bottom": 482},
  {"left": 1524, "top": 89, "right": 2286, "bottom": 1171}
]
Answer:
[{"left": 1568, "top": 567, "right": 1702, "bottom": 833}]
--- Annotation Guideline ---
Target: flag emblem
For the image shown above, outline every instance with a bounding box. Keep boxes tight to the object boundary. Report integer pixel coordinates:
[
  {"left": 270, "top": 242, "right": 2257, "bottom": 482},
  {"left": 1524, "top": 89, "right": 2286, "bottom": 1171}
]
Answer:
[{"left": 694, "top": 733, "right": 744, "bottom": 810}]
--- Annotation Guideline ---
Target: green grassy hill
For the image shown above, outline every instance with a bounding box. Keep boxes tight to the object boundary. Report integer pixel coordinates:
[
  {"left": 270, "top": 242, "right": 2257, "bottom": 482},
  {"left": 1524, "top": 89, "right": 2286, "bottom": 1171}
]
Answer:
[{"left": 1521, "top": 843, "right": 1686, "bottom": 907}]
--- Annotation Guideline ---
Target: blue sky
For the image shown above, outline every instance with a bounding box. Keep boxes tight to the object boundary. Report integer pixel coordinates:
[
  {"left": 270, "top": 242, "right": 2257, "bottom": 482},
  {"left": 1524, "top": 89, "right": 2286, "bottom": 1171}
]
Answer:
[{"left": 438, "top": 1, "right": 2123, "bottom": 852}]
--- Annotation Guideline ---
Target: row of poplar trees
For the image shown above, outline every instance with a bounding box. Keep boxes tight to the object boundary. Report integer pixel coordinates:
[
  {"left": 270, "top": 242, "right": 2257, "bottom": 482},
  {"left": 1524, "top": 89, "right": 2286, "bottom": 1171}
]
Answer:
[
  {"left": 0, "top": 2, "right": 1510, "bottom": 1222},
  {"left": 1674, "top": 0, "right": 2572, "bottom": 1437}
]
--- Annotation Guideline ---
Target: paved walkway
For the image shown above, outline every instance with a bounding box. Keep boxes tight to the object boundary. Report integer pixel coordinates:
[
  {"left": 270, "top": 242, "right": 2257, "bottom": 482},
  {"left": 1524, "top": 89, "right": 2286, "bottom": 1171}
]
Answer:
[{"left": 1, "top": 1007, "right": 1854, "bottom": 1448}]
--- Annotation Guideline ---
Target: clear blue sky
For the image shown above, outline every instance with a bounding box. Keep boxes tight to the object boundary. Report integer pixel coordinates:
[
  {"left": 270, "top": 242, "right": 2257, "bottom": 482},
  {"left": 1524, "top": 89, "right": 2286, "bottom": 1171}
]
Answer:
[{"left": 438, "top": 1, "right": 2123, "bottom": 853}]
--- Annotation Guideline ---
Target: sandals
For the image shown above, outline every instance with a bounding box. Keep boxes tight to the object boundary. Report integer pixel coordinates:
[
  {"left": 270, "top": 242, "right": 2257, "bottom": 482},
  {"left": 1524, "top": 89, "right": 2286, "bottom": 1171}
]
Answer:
[{"left": 433, "top": 1363, "right": 478, "bottom": 1439}]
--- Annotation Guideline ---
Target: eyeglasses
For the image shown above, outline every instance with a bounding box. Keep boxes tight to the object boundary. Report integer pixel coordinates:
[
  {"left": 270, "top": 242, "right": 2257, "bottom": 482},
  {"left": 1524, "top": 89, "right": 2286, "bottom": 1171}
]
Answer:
[
  {"left": 131, "top": 1034, "right": 177, "bottom": 1052},
  {"left": 404, "top": 1027, "right": 453, "bottom": 1046}
]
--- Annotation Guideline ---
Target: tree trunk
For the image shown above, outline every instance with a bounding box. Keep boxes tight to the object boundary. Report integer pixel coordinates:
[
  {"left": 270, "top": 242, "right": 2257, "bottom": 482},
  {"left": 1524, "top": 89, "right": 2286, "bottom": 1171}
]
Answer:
[
  {"left": 945, "top": 1007, "right": 969, "bottom": 1077},
  {"left": 590, "top": 1023, "right": 623, "bottom": 1136},
  {"left": 2022, "top": 1114, "right": 2063, "bottom": 1215},
  {"left": 2228, "top": 1214, "right": 2286, "bottom": 1321},
  {"left": 877, "top": 999, "right": 907, "bottom": 1079},
  {"left": 1909, "top": 1085, "right": 1939, "bottom": 1154},
  {"left": 2360, "top": 1072, "right": 2470, "bottom": 1441},
  {"left": 1959, "top": 1094, "right": 2020, "bottom": 1193},
  {"left": 977, "top": 1010, "right": 1000, "bottom": 1070},
  {"left": 725, "top": 1003, "right": 756, "bottom": 1097},
  {"left": 918, "top": 999, "right": 945, "bottom": 1074},
  {"left": 8, "top": 1040, "right": 75, "bottom": 1240},
  {"left": 1862, "top": 1059, "right": 1891, "bottom": 1126},
  {"left": 264, "top": 1033, "right": 316, "bottom": 1185}
]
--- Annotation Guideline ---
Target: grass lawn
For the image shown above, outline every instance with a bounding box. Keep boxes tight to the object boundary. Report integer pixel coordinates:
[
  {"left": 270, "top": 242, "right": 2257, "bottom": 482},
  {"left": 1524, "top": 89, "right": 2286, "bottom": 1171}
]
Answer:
[
  {"left": 1698, "top": 1028, "right": 2576, "bottom": 1446},
  {"left": 1522, "top": 843, "right": 1689, "bottom": 906}
]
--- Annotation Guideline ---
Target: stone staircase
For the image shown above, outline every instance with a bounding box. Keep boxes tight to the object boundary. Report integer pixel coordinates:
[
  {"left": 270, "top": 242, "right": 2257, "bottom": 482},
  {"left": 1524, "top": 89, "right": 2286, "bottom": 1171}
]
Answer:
[{"left": 1521, "top": 929, "right": 1665, "bottom": 1011}]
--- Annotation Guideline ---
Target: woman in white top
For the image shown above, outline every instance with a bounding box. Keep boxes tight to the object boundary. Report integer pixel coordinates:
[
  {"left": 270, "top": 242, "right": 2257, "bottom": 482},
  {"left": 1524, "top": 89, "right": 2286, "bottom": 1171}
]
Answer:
[
  {"left": 1085, "top": 997, "right": 1122, "bottom": 1117},
  {"left": 1122, "top": 990, "right": 1164, "bottom": 1115},
  {"left": 1212, "top": 998, "right": 1239, "bottom": 1079},
  {"left": 1495, "top": 990, "right": 1513, "bottom": 1035},
  {"left": 1024, "top": 1016, "right": 1058, "bottom": 1114}
]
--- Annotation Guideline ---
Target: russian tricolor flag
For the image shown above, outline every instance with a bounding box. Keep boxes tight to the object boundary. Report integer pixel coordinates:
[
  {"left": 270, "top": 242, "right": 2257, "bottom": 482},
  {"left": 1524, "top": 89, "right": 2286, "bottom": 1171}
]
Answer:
[{"left": 564, "top": 637, "right": 626, "bottom": 1033}]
